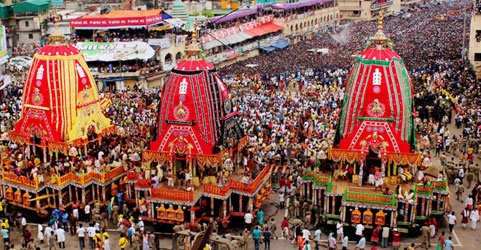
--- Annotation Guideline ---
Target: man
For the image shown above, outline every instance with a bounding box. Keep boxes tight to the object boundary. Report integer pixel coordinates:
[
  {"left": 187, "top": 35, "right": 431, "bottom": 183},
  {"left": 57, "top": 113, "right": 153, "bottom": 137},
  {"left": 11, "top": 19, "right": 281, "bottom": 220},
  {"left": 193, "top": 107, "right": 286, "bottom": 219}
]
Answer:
[
  {"left": 44, "top": 224, "right": 53, "bottom": 247},
  {"left": 73, "top": 206, "right": 79, "bottom": 223},
  {"left": 381, "top": 226, "right": 389, "bottom": 248},
  {"left": 421, "top": 223, "right": 431, "bottom": 248},
  {"left": 55, "top": 226, "right": 66, "bottom": 249},
  {"left": 23, "top": 229, "right": 32, "bottom": 247},
  {"left": 119, "top": 234, "right": 128, "bottom": 250},
  {"left": 77, "top": 223, "right": 86, "bottom": 250},
  {"left": 458, "top": 166, "right": 465, "bottom": 185},
  {"left": 355, "top": 223, "right": 364, "bottom": 242},
  {"left": 26, "top": 239, "right": 35, "bottom": 250},
  {"left": 244, "top": 210, "right": 253, "bottom": 231},
  {"left": 447, "top": 211, "right": 456, "bottom": 233},
  {"left": 263, "top": 227, "right": 272, "bottom": 250},
  {"left": 87, "top": 223, "right": 96, "bottom": 249},
  {"left": 21, "top": 216, "right": 27, "bottom": 234},
  {"left": 103, "top": 232, "right": 110, "bottom": 250},
  {"left": 301, "top": 227, "right": 311, "bottom": 241},
  {"left": 132, "top": 232, "right": 141, "bottom": 250},
  {"left": 407, "top": 243, "right": 416, "bottom": 250},
  {"left": 470, "top": 207, "right": 479, "bottom": 230},
  {"left": 341, "top": 235, "right": 349, "bottom": 250},
  {"left": 137, "top": 217, "right": 145, "bottom": 233},
  {"left": 70, "top": 212, "right": 78, "bottom": 236},
  {"left": 1, "top": 226, "right": 9, "bottom": 245},
  {"left": 336, "top": 220, "right": 343, "bottom": 241},
  {"left": 444, "top": 236, "right": 454, "bottom": 250},
  {"left": 314, "top": 228, "right": 321, "bottom": 250},
  {"left": 84, "top": 204, "right": 91, "bottom": 222},
  {"left": 252, "top": 226, "right": 262, "bottom": 250},
  {"left": 269, "top": 218, "right": 278, "bottom": 239},
  {"left": 328, "top": 233, "right": 336, "bottom": 250},
  {"left": 392, "top": 228, "right": 401, "bottom": 250},
  {"left": 355, "top": 234, "right": 366, "bottom": 250}
]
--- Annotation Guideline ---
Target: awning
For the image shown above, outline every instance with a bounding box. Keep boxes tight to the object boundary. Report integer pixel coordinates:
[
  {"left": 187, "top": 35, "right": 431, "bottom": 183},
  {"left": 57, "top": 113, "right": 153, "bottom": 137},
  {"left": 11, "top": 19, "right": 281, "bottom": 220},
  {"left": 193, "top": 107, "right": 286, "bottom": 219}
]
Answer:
[
  {"left": 260, "top": 46, "right": 276, "bottom": 52},
  {"left": 203, "top": 37, "right": 231, "bottom": 50},
  {"left": 244, "top": 22, "right": 284, "bottom": 37},
  {"left": 204, "top": 40, "right": 223, "bottom": 50},
  {"left": 223, "top": 32, "right": 252, "bottom": 45},
  {"left": 272, "top": 40, "right": 290, "bottom": 49}
]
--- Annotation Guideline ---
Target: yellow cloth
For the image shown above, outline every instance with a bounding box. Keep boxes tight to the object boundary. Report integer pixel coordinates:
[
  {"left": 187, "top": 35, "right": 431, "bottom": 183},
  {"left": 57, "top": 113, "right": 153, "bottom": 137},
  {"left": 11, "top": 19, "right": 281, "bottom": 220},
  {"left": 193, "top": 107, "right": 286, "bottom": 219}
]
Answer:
[{"left": 119, "top": 237, "right": 128, "bottom": 248}]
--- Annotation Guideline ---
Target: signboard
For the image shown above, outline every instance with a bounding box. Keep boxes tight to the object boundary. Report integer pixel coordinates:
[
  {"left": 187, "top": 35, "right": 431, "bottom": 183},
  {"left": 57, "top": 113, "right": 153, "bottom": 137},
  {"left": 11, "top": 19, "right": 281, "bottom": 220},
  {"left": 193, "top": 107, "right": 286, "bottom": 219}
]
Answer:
[
  {"left": 74, "top": 41, "right": 156, "bottom": 62},
  {"left": 0, "top": 26, "right": 7, "bottom": 59},
  {"left": 70, "top": 15, "right": 162, "bottom": 28},
  {"left": 148, "top": 38, "right": 171, "bottom": 49}
]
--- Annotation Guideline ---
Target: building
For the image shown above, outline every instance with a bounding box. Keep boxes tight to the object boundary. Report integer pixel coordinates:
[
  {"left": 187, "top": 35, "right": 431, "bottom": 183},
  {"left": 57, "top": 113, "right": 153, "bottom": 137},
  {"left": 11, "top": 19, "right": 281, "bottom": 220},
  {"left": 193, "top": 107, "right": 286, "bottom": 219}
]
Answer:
[
  {"left": 9, "top": 0, "right": 50, "bottom": 47},
  {"left": 0, "top": 25, "right": 9, "bottom": 90},
  {"left": 338, "top": 0, "right": 401, "bottom": 21},
  {"left": 201, "top": 0, "right": 337, "bottom": 67},
  {"left": 69, "top": 9, "right": 182, "bottom": 89},
  {"left": 469, "top": 0, "right": 481, "bottom": 79}
]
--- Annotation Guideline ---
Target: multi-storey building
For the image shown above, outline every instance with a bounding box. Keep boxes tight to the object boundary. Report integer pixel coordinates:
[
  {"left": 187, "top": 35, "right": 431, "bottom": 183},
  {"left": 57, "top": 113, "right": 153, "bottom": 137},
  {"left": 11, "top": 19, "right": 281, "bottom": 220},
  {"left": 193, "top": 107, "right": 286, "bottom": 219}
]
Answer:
[
  {"left": 469, "top": 0, "right": 481, "bottom": 79},
  {"left": 337, "top": 0, "right": 401, "bottom": 21}
]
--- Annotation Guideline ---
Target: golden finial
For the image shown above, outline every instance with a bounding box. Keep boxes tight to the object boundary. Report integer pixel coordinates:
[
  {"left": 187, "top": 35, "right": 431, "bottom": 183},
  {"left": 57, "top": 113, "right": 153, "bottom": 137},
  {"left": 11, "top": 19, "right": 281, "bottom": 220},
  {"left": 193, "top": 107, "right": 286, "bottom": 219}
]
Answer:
[
  {"left": 192, "top": 22, "right": 198, "bottom": 42},
  {"left": 186, "top": 21, "right": 202, "bottom": 58},
  {"left": 377, "top": 12, "right": 383, "bottom": 31},
  {"left": 372, "top": 12, "right": 387, "bottom": 47}
]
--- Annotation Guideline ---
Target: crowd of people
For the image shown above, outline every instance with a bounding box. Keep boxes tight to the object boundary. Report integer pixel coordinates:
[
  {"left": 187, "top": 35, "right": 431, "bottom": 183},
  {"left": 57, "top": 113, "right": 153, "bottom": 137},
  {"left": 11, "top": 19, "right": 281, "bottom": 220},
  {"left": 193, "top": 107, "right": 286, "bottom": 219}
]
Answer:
[{"left": 0, "top": 0, "right": 481, "bottom": 249}]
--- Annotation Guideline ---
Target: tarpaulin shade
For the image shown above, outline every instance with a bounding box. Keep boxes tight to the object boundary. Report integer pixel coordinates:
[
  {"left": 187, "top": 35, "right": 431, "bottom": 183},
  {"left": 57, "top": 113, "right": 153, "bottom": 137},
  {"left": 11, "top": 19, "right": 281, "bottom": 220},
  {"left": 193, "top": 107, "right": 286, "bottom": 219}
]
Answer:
[
  {"left": 260, "top": 46, "right": 276, "bottom": 52},
  {"left": 11, "top": 0, "right": 50, "bottom": 13},
  {"left": 272, "top": 40, "right": 290, "bottom": 49},
  {"left": 272, "top": 0, "right": 330, "bottom": 10},
  {"left": 244, "top": 22, "right": 283, "bottom": 37}
]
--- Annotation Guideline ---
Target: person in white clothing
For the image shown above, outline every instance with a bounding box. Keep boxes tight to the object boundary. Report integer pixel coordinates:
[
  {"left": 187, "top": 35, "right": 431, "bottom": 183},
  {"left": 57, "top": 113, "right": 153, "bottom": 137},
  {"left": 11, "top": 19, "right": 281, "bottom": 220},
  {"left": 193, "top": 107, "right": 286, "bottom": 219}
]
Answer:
[
  {"left": 355, "top": 223, "right": 364, "bottom": 241},
  {"left": 44, "top": 225, "right": 53, "bottom": 246},
  {"left": 77, "top": 224, "right": 86, "bottom": 250},
  {"left": 84, "top": 204, "right": 91, "bottom": 222},
  {"left": 302, "top": 227, "right": 311, "bottom": 240},
  {"left": 336, "top": 220, "right": 344, "bottom": 241},
  {"left": 342, "top": 235, "right": 349, "bottom": 250},
  {"left": 55, "top": 227, "right": 66, "bottom": 248},
  {"left": 470, "top": 207, "right": 480, "bottom": 230},
  {"left": 103, "top": 232, "right": 111, "bottom": 250},
  {"left": 138, "top": 218, "right": 145, "bottom": 232},
  {"left": 244, "top": 210, "right": 253, "bottom": 230},
  {"left": 37, "top": 224, "right": 44, "bottom": 244}
]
